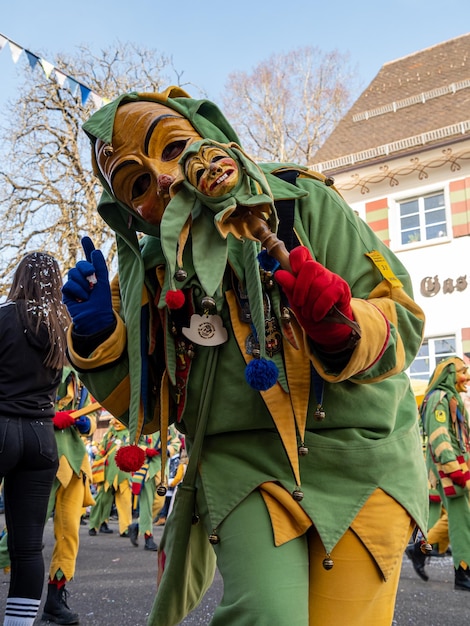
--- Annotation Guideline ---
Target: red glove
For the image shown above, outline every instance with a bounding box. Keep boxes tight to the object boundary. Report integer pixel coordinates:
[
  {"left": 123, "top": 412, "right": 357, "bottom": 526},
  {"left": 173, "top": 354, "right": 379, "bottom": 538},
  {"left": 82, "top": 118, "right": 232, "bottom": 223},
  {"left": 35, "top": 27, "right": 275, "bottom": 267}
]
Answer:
[
  {"left": 275, "top": 246, "right": 355, "bottom": 351},
  {"left": 146, "top": 448, "right": 159, "bottom": 458},
  {"left": 449, "top": 470, "right": 468, "bottom": 488},
  {"left": 53, "top": 410, "right": 76, "bottom": 430}
]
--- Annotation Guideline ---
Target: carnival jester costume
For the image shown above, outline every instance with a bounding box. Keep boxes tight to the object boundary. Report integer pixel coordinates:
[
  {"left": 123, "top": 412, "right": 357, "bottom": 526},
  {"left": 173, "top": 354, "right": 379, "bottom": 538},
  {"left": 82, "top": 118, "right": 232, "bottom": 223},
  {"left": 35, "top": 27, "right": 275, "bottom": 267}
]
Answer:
[
  {"left": 63, "top": 87, "right": 428, "bottom": 625},
  {"left": 419, "top": 356, "right": 470, "bottom": 588},
  {"left": 88, "top": 417, "right": 132, "bottom": 537}
]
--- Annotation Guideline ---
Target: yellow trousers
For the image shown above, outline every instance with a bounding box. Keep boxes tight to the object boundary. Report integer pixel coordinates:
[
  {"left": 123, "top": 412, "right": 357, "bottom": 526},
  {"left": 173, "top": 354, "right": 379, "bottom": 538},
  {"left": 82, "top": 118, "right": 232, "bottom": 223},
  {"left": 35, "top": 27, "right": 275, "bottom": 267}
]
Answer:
[{"left": 48, "top": 473, "right": 86, "bottom": 581}]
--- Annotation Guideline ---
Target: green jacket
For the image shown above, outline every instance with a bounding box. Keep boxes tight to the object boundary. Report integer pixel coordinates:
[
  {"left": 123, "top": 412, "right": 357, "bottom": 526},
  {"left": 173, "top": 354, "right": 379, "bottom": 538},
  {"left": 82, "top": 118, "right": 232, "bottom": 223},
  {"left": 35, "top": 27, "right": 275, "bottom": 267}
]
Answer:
[
  {"left": 70, "top": 88, "right": 428, "bottom": 554},
  {"left": 69, "top": 167, "right": 427, "bottom": 553}
]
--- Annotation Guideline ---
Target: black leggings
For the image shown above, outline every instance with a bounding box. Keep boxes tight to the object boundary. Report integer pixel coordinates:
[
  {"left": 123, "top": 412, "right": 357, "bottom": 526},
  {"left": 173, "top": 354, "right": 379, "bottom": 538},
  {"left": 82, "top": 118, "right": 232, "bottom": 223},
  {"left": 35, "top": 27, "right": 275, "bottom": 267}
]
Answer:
[{"left": 0, "top": 416, "right": 58, "bottom": 599}]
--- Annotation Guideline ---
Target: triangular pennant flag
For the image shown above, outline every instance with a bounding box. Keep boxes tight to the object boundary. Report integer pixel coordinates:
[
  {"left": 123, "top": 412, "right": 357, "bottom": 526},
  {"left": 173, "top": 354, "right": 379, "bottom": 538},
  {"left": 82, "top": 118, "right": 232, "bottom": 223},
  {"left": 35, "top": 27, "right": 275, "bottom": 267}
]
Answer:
[
  {"left": 39, "top": 58, "right": 54, "bottom": 79},
  {"left": 25, "top": 50, "right": 39, "bottom": 71},
  {"left": 66, "top": 76, "right": 79, "bottom": 96},
  {"left": 8, "top": 42, "right": 23, "bottom": 63},
  {"left": 79, "top": 84, "right": 91, "bottom": 106},
  {"left": 0, "top": 35, "right": 7, "bottom": 51},
  {"left": 55, "top": 70, "right": 67, "bottom": 88},
  {"left": 90, "top": 92, "right": 103, "bottom": 109}
]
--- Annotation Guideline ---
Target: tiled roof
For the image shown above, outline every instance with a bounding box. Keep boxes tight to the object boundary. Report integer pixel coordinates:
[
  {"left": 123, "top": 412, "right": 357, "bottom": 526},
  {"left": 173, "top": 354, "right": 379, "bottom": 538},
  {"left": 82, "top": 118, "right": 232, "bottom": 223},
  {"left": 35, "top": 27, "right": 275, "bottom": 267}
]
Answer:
[{"left": 312, "top": 33, "right": 470, "bottom": 171}]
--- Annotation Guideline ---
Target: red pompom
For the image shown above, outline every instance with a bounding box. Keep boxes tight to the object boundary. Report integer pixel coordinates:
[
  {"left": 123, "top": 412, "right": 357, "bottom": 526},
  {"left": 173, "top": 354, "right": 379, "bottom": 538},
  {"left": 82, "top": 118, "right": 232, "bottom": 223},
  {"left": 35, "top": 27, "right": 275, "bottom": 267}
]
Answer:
[
  {"left": 165, "top": 289, "right": 185, "bottom": 309},
  {"left": 115, "top": 445, "right": 146, "bottom": 472}
]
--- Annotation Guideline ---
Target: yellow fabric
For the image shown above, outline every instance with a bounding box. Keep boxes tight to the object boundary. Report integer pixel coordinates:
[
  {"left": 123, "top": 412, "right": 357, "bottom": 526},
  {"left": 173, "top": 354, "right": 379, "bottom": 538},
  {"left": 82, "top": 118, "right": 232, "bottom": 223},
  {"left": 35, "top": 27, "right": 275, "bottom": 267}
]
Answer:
[
  {"left": 56, "top": 447, "right": 94, "bottom": 492},
  {"left": 67, "top": 311, "right": 126, "bottom": 369},
  {"left": 427, "top": 507, "right": 450, "bottom": 554},
  {"left": 309, "top": 297, "right": 390, "bottom": 384},
  {"left": 349, "top": 488, "right": 412, "bottom": 581},
  {"left": 49, "top": 474, "right": 88, "bottom": 581},
  {"left": 308, "top": 516, "right": 413, "bottom": 626},
  {"left": 260, "top": 484, "right": 411, "bottom": 582},
  {"left": 226, "top": 290, "right": 309, "bottom": 485},
  {"left": 114, "top": 481, "right": 132, "bottom": 534},
  {"left": 259, "top": 482, "right": 312, "bottom": 546},
  {"left": 100, "top": 376, "right": 131, "bottom": 421}
]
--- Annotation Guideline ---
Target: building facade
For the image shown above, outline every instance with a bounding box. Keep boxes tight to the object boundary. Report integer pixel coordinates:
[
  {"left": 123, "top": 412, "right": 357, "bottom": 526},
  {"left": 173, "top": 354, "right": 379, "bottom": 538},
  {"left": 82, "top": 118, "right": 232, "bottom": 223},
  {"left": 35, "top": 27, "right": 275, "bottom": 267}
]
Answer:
[{"left": 311, "top": 33, "right": 470, "bottom": 381}]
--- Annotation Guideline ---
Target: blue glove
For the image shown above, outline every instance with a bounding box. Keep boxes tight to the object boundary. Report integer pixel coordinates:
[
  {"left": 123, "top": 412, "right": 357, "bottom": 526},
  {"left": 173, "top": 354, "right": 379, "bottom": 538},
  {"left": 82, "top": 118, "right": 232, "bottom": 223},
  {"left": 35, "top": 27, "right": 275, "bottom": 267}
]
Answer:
[
  {"left": 62, "top": 237, "right": 114, "bottom": 335},
  {"left": 75, "top": 415, "right": 91, "bottom": 434}
]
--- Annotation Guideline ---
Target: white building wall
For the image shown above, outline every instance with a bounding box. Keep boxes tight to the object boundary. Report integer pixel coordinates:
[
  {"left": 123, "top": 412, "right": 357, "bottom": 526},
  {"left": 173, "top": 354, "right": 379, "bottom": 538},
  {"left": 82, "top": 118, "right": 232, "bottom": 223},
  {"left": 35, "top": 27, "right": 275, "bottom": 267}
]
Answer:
[{"left": 329, "top": 138, "right": 470, "bottom": 359}]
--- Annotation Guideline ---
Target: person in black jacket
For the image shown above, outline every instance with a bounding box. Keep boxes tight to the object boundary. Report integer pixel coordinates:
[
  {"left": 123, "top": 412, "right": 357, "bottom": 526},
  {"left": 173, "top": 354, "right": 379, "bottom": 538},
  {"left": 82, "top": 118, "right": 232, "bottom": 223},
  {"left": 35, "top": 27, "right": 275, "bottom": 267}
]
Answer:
[{"left": 0, "top": 252, "right": 69, "bottom": 626}]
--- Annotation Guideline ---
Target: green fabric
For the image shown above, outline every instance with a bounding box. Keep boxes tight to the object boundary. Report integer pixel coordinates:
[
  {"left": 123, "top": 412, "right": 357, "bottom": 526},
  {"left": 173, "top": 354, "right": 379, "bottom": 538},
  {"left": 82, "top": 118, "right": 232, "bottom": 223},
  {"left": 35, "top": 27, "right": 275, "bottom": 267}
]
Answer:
[
  {"left": 78, "top": 90, "right": 428, "bottom": 560},
  {"left": 148, "top": 346, "right": 219, "bottom": 626},
  {"left": 78, "top": 172, "right": 428, "bottom": 553},
  {"left": 54, "top": 367, "right": 93, "bottom": 477}
]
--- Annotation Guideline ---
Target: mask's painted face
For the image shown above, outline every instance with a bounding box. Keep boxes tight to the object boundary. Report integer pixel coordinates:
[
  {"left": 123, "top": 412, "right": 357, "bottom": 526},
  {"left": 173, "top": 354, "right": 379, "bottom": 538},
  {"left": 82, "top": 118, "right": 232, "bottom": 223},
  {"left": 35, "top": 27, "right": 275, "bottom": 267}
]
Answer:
[
  {"left": 184, "top": 144, "right": 239, "bottom": 197},
  {"left": 455, "top": 362, "right": 470, "bottom": 393},
  {"left": 95, "top": 101, "right": 203, "bottom": 225}
]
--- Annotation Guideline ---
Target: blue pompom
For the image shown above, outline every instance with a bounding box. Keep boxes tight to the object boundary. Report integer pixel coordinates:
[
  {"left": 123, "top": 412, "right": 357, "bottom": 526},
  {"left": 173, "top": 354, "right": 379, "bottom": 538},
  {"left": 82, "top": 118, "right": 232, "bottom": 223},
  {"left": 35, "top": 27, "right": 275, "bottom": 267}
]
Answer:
[
  {"left": 257, "top": 250, "right": 280, "bottom": 273},
  {"left": 245, "top": 358, "right": 279, "bottom": 391}
]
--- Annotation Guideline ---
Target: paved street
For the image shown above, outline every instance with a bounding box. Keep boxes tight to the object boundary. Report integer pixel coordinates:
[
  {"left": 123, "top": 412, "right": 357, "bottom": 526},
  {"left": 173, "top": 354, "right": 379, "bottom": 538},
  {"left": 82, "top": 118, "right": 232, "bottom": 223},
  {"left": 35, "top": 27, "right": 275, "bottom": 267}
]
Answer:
[{"left": 0, "top": 514, "right": 469, "bottom": 625}]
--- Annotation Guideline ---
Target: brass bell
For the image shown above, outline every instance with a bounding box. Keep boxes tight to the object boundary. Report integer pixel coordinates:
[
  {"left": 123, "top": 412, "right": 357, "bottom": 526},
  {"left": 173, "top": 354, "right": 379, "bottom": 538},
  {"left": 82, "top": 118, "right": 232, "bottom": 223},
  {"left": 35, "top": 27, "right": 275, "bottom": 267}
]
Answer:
[
  {"left": 420, "top": 541, "right": 433, "bottom": 555},
  {"left": 187, "top": 345, "right": 195, "bottom": 359},
  {"left": 252, "top": 348, "right": 261, "bottom": 359},
  {"left": 280, "top": 307, "right": 291, "bottom": 322},
  {"left": 175, "top": 269, "right": 188, "bottom": 282},
  {"left": 209, "top": 532, "right": 220, "bottom": 545},
  {"left": 103, "top": 144, "right": 114, "bottom": 157},
  {"left": 314, "top": 405, "right": 326, "bottom": 421},
  {"left": 191, "top": 514, "right": 200, "bottom": 525},
  {"left": 292, "top": 487, "right": 304, "bottom": 501},
  {"left": 201, "top": 296, "right": 216, "bottom": 312},
  {"left": 324, "top": 176, "right": 335, "bottom": 187},
  {"left": 156, "top": 484, "right": 167, "bottom": 497},
  {"left": 322, "top": 554, "right": 334, "bottom": 570},
  {"left": 298, "top": 444, "right": 309, "bottom": 456}
]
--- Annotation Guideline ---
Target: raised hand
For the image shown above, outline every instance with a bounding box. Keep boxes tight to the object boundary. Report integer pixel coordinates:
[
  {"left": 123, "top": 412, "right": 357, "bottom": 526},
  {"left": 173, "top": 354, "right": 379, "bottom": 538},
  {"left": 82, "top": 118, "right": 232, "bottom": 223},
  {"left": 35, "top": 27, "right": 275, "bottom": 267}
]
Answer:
[
  {"left": 275, "top": 246, "right": 357, "bottom": 352},
  {"left": 62, "top": 236, "right": 114, "bottom": 335}
]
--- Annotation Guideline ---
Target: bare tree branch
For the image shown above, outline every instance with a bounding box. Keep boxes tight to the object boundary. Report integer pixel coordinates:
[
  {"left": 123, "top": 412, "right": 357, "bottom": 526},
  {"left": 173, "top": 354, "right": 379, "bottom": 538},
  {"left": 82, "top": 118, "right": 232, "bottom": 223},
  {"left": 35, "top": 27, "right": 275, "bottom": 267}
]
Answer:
[
  {"left": 0, "top": 42, "right": 180, "bottom": 294},
  {"left": 222, "top": 46, "right": 359, "bottom": 165}
]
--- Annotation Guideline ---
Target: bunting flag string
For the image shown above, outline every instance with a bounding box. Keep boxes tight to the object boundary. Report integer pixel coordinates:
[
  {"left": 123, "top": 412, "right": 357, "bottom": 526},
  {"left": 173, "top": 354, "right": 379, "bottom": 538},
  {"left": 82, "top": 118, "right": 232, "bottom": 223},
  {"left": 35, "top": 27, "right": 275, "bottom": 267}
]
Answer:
[{"left": 0, "top": 32, "right": 110, "bottom": 109}]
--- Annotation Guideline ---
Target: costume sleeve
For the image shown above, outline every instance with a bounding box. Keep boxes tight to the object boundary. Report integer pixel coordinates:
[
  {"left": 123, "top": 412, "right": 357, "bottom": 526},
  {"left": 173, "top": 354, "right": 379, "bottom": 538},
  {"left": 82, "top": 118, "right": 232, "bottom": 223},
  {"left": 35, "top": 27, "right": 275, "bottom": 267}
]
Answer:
[
  {"left": 294, "top": 175, "right": 425, "bottom": 383},
  {"left": 424, "top": 394, "right": 461, "bottom": 473}
]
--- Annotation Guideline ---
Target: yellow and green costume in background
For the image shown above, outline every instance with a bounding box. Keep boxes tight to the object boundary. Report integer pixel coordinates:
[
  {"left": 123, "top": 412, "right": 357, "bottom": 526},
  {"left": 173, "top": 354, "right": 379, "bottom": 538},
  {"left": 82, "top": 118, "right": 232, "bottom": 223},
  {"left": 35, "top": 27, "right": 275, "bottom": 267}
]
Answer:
[
  {"left": 131, "top": 426, "right": 181, "bottom": 537},
  {"left": 89, "top": 418, "right": 132, "bottom": 535},
  {"left": 67, "top": 88, "right": 429, "bottom": 626},
  {"left": 47, "top": 367, "right": 97, "bottom": 583},
  {"left": 421, "top": 356, "right": 470, "bottom": 569}
]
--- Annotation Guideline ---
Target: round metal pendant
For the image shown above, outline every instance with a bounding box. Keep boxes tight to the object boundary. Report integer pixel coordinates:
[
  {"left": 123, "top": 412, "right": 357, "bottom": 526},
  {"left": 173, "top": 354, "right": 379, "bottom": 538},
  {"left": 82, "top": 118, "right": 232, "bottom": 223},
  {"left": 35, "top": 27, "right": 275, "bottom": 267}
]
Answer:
[
  {"left": 209, "top": 533, "right": 220, "bottom": 545},
  {"left": 201, "top": 296, "right": 216, "bottom": 312},
  {"left": 298, "top": 444, "right": 309, "bottom": 456},
  {"left": 175, "top": 269, "right": 188, "bottom": 282},
  {"left": 420, "top": 541, "right": 433, "bottom": 555},
  {"left": 322, "top": 555, "right": 334, "bottom": 570},
  {"left": 292, "top": 488, "right": 304, "bottom": 502},
  {"left": 156, "top": 484, "right": 167, "bottom": 497},
  {"left": 314, "top": 406, "right": 326, "bottom": 421}
]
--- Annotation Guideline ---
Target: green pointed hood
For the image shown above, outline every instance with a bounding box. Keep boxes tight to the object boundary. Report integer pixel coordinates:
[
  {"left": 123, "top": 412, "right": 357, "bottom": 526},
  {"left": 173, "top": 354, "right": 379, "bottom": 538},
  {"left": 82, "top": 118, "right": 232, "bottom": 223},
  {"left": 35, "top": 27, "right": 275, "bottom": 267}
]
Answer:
[{"left": 81, "top": 87, "right": 306, "bottom": 444}]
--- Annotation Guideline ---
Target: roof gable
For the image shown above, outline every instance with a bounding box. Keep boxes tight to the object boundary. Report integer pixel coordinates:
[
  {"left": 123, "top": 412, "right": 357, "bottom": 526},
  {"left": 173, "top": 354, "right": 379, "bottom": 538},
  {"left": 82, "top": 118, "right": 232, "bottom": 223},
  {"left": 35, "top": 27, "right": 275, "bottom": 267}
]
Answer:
[{"left": 312, "top": 33, "right": 470, "bottom": 171}]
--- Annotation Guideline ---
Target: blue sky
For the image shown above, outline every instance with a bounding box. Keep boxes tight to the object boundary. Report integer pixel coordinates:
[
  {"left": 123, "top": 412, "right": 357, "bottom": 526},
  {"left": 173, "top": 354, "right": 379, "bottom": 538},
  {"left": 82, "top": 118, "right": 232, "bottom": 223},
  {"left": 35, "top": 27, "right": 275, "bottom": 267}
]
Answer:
[{"left": 0, "top": 0, "right": 469, "bottom": 114}]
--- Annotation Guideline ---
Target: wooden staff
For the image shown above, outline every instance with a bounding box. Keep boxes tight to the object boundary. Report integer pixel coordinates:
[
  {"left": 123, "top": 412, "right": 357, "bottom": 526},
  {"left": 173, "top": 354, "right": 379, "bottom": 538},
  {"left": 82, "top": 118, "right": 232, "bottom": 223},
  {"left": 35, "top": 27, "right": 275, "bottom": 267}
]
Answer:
[{"left": 244, "top": 210, "right": 361, "bottom": 332}]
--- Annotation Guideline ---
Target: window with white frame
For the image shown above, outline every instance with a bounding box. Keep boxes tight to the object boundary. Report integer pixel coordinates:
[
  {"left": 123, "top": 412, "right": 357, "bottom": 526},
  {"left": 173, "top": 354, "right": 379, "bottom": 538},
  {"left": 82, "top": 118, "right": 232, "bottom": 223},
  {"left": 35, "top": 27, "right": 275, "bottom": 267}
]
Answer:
[
  {"left": 409, "top": 335, "right": 457, "bottom": 381},
  {"left": 399, "top": 190, "right": 447, "bottom": 246}
]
